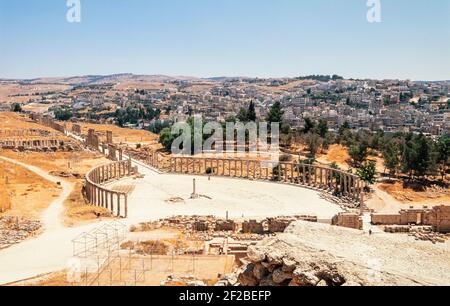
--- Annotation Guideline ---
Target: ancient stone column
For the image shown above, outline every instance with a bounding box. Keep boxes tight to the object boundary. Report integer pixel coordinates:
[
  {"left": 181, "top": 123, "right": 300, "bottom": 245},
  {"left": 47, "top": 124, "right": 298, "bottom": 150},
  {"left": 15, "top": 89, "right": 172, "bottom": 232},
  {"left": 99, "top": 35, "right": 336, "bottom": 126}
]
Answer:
[
  {"left": 106, "top": 131, "right": 113, "bottom": 144},
  {"left": 124, "top": 194, "right": 128, "bottom": 218},
  {"left": 110, "top": 192, "right": 114, "bottom": 214},
  {"left": 117, "top": 193, "right": 121, "bottom": 217},
  {"left": 344, "top": 175, "right": 348, "bottom": 195}
]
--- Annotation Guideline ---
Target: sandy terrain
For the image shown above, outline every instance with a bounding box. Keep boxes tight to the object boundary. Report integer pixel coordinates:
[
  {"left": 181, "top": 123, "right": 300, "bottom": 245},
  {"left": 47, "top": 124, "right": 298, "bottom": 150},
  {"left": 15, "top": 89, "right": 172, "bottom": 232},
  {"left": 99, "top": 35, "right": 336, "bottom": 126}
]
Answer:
[
  {"left": 0, "top": 151, "right": 111, "bottom": 225},
  {"left": 66, "top": 122, "right": 159, "bottom": 146},
  {"left": 0, "top": 83, "right": 70, "bottom": 104},
  {"left": 0, "top": 112, "right": 56, "bottom": 133},
  {"left": 281, "top": 221, "right": 450, "bottom": 285},
  {"left": 316, "top": 144, "right": 351, "bottom": 169},
  {"left": 0, "top": 158, "right": 60, "bottom": 219},
  {"left": 378, "top": 181, "right": 449, "bottom": 205},
  {"left": 21, "top": 103, "right": 52, "bottom": 114}
]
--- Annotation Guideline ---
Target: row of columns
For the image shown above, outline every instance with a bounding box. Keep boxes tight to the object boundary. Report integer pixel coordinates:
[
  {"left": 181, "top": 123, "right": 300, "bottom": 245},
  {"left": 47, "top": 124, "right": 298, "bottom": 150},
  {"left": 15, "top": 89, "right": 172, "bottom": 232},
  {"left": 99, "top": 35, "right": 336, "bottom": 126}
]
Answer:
[
  {"left": 0, "top": 139, "right": 62, "bottom": 148},
  {"left": 0, "top": 129, "right": 50, "bottom": 137},
  {"left": 85, "top": 160, "right": 133, "bottom": 218},
  {"left": 170, "top": 157, "right": 364, "bottom": 204}
]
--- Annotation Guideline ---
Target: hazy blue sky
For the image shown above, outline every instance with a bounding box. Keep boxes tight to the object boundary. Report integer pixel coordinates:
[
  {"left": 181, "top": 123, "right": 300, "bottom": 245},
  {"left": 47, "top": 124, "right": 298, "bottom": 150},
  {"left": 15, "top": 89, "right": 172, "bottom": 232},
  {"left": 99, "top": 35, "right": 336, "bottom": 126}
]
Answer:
[{"left": 0, "top": 0, "right": 449, "bottom": 80}]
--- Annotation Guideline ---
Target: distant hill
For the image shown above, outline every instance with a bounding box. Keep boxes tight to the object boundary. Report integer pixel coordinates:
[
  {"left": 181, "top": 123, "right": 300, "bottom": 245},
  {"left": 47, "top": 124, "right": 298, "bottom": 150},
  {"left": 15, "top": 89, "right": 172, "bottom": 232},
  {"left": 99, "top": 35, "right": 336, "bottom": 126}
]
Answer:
[{"left": 0, "top": 74, "right": 208, "bottom": 86}]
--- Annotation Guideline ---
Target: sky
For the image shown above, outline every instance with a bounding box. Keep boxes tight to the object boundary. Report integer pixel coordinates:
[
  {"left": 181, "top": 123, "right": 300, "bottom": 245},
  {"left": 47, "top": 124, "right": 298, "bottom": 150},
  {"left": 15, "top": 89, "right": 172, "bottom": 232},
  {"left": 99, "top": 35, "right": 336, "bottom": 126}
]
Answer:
[{"left": 0, "top": 0, "right": 449, "bottom": 80}]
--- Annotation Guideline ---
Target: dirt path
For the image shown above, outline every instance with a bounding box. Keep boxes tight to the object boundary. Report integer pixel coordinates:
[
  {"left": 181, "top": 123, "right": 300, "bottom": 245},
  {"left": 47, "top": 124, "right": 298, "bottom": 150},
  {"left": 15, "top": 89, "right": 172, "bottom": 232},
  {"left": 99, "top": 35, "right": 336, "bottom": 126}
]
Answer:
[
  {"left": 0, "top": 157, "right": 107, "bottom": 284},
  {"left": 0, "top": 156, "right": 73, "bottom": 230},
  {"left": 366, "top": 184, "right": 405, "bottom": 214}
]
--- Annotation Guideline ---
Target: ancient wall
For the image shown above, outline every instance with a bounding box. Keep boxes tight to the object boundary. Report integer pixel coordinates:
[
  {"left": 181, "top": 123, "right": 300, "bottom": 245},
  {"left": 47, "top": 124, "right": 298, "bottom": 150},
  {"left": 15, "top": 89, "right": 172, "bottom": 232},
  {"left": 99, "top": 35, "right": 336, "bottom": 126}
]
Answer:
[
  {"left": 371, "top": 214, "right": 402, "bottom": 225},
  {"left": 215, "top": 220, "right": 237, "bottom": 232},
  {"left": 424, "top": 206, "right": 450, "bottom": 233},
  {"left": 106, "top": 131, "right": 113, "bottom": 144},
  {"left": 242, "top": 220, "right": 264, "bottom": 234},
  {"left": 267, "top": 218, "right": 295, "bottom": 233},
  {"left": 86, "top": 129, "right": 100, "bottom": 151},
  {"left": 0, "top": 129, "right": 52, "bottom": 137},
  {"left": 72, "top": 124, "right": 82, "bottom": 135},
  {"left": 108, "top": 144, "right": 118, "bottom": 161},
  {"left": 193, "top": 221, "right": 209, "bottom": 232},
  {"left": 371, "top": 206, "right": 450, "bottom": 233},
  {"left": 0, "top": 139, "right": 77, "bottom": 152},
  {"left": 332, "top": 213, "right": 363, "bottom": 230}
]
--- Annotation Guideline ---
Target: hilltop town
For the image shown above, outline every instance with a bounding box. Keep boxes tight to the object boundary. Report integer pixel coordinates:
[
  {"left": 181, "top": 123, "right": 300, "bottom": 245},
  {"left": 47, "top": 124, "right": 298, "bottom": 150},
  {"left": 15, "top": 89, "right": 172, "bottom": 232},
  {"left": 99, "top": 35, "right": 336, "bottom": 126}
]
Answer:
[{"left": 1, "top": 74, "right": 449, "bottom": 136}]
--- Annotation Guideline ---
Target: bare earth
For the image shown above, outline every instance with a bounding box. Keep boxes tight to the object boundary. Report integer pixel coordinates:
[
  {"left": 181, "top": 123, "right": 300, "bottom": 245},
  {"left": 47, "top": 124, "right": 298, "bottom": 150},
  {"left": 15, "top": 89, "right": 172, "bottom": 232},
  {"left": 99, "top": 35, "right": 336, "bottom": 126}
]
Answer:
[{"left": 267, "top": 221, "right": 450, "bottom": 285}]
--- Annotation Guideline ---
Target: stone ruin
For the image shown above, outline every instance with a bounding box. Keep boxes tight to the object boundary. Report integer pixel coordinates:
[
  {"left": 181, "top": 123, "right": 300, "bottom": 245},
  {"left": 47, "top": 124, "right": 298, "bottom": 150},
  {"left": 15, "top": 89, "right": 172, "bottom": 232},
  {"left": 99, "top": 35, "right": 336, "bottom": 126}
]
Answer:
[
  {"left": 133, "top": 215, "right": 318, "bottom": 240},
  {"left": 332, "top": 212, "right": 363, "bottom": 230},
  {"left": 0, "top": 129, "right": 53, "bottom": 138},
  {"left": 71, "top": 124, "right": 82, "bottom": 135},
  {"left": 0, "top": 138, "right": 79, "bottom": 152},
  {"left": 161, "top": 275, "right": 206, "bottom": 287},
  {"left": 86, "top": 129, "right": 100, "bottom": 150},
  {"left": 242, "top": 220, "right": 264, "bottom": 234},
  {"left": 371, "top": 205, "right": 450, "bottom": 233},
  {"left": 106, "top": 130, "right": 113, "bottom": 144},
  {"left": 215, "top": 220, "right": 237, "bottom": 232},
  {"left": 222, "top": 220, "right": 449, "bottom": 286},
  {"left": 0, "top": 216, "right": 42, "bottom": 249},
  {"left": 384, "top": 225, "right": 448, "bottom": 244}
]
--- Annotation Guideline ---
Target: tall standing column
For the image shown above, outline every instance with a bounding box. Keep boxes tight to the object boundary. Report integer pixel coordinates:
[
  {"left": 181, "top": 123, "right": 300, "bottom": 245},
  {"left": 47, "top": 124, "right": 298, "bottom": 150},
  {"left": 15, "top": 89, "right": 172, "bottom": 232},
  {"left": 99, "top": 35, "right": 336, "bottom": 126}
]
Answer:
[
  {"left": 117, "top": 194, "right": 121, "bottom": 217},
  {"left": 302, "top": 165, "right": 306, "bottom": 185},
  {"left": 110, "top": 192, "right": 114, "bottom": 215},
  {"left": 124, "top": 195, "right": 128, "bottom": 218}
]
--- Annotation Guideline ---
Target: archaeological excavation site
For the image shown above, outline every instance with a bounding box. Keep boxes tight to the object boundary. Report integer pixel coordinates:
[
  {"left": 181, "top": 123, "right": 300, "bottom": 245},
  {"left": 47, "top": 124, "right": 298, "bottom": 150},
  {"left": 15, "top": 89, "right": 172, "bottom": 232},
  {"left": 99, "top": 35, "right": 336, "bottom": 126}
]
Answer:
[{"left": 0, "top": 111, "right": 448, "bottom": 289}]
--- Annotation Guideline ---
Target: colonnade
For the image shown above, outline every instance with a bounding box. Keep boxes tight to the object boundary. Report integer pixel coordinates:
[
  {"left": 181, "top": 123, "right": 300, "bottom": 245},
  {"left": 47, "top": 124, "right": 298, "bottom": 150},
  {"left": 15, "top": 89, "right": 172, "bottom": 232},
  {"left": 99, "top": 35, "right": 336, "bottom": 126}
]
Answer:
[
  {"left": 85, "top": 159, "right": 135, "bottom": 218},
  {"left": 0, "top": 139, "right": 63, "bottom": 149},
  {"left": 0, "top": 129, "right": 51, "bottom": 137},
  {"left": 169, "top": 157, "right": 365, "bottom": 204}
]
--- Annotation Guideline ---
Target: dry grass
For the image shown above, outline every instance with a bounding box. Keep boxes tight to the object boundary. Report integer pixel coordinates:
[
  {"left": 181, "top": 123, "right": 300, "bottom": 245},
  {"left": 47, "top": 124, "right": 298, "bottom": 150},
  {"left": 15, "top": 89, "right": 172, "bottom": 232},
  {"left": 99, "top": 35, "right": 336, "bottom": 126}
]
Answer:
[
  {"left": 0, "top": 151, "right": 109, "bottom": 182},
  {"left": 379, "top": 180, "right": 450, "bottom": 205},
  {"left": 0, "top": 150, "right": 112, "bottom": 225},
  {"left": 66, "top": 122, "right": 159, "bottom": 145},
  {"left": 63, "top": 181, "right": 112, "bottom": 227},
  {"left": 0, "top": 112, "right": 56, "bottom": 133},
  {"left": 316, "top": 144, "right": 351, "bottom": 169},
  {"left": 0, "top": 159, "right": 60, "bottom": 219}
]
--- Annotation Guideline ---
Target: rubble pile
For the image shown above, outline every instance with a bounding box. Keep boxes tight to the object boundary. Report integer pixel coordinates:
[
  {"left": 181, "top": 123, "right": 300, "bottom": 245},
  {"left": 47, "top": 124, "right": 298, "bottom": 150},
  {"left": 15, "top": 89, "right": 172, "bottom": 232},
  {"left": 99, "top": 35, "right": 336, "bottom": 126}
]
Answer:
[
  {"left": 49, "top": 171, "right": 82, "bottom": 179},
  {"left": 384, "top": 225, "right": 449, "bottom": 243},
  {"left": 161, "top": 275, "right": 206, "bottom": 286},
  {"left": 409, "top": 227, "right": 449, "bottom": 244},
  {"left": 229, "top": 221, "right": 447, "bottom": 286},
  {"left": 131, "top": 215, "right": 318, "bottom": 241},
  {"left": 0, "top": 216, "right": 42, "bottom": 249}
]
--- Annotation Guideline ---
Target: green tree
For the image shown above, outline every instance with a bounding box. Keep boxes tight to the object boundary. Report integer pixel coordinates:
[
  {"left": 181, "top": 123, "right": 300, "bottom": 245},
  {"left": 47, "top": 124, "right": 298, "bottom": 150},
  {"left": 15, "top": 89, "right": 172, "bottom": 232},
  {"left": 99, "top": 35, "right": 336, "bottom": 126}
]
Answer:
[
  {"left": 382, "top": 141, "right": 401, "bottom": 176},
  {"left": 247, "top": 101, "right": 257, "bottom": 122},
  {"left": 414, "top": 134, "right": 431, "bottom": 177},
  {"left": 349, "top": 141, "right": 369, "bottom": 166},
  {"left": 304, "top": 132, "right": 323, "bottom": 159},
  {"left": 303, "top": 117, "right": 315, "bottom": 134},
  {"left": 159, "top": 128, "right": 175, "bottom": 152},
  {"left": 316, "top": 119, "right": 328, "bottom": 138},
  {"left": 11, "top": 103, "right": 22, "bottom": 112},
  {"left": 401, "top": 134, "right": 418, "bottom": 178},
  {"left": 330, "top": 162, "right": 341, "bottom": 181},
  {"left": 237, "top": 108, "right": 248, "bottom": 122},
  {"left": 266, "top": 102, "right": 284, "bottom": 124},
  {"left": 357, "top": 160, "right": 377, "bottom": 185},
  {"left": 435, "top": 135, "right": 450, "bottom": 180}
]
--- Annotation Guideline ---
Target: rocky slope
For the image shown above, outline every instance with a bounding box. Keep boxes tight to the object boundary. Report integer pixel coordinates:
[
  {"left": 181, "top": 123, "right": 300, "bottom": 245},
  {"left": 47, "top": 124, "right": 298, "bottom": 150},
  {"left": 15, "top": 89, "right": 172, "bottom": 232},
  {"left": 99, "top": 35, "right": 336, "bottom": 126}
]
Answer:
[{"left": 234, "top": 221, "right": 450, "bottom": 286}]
